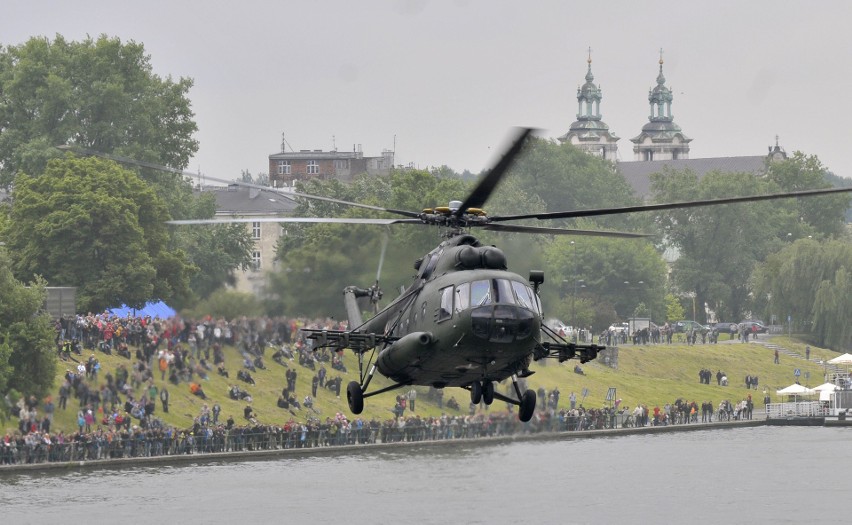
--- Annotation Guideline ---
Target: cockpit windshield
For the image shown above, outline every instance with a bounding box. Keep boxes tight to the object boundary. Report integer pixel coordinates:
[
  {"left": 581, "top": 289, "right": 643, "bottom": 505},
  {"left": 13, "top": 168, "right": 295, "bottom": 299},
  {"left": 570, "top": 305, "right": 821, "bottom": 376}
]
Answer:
[{"left": 466, "top": 278, "right": 539, "bottom": 314}]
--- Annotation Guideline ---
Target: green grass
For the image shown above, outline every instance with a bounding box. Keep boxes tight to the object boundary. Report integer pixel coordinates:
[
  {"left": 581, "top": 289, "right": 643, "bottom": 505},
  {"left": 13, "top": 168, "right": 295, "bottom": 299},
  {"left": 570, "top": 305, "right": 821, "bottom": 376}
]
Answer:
[{"left": 7, "top": 335, "right": 842, "bottom": 436}]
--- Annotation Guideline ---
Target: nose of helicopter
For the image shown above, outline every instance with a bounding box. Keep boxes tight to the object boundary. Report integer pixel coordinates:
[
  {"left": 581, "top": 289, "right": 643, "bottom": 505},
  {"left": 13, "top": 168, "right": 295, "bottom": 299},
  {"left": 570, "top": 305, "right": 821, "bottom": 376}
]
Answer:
[{"left": 470, "top": 304, "right": 538, "bottom": 343}]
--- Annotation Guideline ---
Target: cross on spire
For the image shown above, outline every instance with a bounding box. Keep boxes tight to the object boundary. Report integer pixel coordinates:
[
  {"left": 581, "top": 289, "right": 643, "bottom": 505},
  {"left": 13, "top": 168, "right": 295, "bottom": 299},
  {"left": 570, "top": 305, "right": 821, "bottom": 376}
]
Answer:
[{"left": 587, "top": 46, "right": 593, "bottom": 64}]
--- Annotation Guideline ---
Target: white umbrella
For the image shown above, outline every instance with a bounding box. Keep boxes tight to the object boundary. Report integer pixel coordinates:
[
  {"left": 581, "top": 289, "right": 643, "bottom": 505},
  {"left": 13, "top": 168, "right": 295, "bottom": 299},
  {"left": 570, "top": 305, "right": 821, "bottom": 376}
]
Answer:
[
  {"left": 776, "top": 384, "right": 816, "bottom": 396},
  {"left": 828, "top": 353, "right": 852, "bottom": 365},
  {"left": 812, "top": 382, "right": 838, "bottom": 392}
]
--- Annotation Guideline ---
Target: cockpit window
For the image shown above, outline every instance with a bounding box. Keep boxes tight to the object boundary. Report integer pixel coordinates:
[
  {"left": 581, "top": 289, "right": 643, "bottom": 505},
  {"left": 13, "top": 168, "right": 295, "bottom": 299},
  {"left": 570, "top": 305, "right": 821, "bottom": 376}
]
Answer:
[
  {"left": 421, "top": 248, "right": 442, "bottom": 280},
  {"left": 470, "top": 280, "right": 492, "bottom": 306},
  {"left": 511, "top": 281, "right": 534, "bottom": 310},
  {"left": 454, "top": 282, "right": 470, "bottom": 313},
  {"left": 438, "top": 286, "right": 453, "bottom": 321}
]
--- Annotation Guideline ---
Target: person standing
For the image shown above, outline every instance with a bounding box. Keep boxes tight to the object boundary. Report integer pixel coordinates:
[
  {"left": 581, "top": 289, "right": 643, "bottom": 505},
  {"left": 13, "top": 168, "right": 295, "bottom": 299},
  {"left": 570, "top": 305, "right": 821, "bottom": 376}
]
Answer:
[
  {"left": 160, "top": 386, "right": 169, "bottom": 413},
  {"left": 212, "top": 403, "right": 221, "bottom": 425},
  {"left": 805, "top": 345, "right": 811, "bottom": 361},
  {"left": 312, "top": 374, "right": 319, "bottom": 397},
  {"left": 774, "top": 349, "right": 779, "bottom": 365},
  {"left": 569, "top": 391, "right": 577, "bottom": 410},
  {"left": 408, "top": 388, "right": 417, "bottom": 412}
]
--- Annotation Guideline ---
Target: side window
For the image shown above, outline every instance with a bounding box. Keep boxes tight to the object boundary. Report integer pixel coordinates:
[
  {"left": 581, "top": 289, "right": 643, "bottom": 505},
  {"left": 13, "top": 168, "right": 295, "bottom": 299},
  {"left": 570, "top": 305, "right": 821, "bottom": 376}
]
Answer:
[
  {"left": 471, "top": 280, "right": 492, "bottom": 307},
  {"left": 438, "top": 286, "right": 453, "bottom": 321},
  {"left": 454, "top": 282, "right": 470, "bottom": 313}
]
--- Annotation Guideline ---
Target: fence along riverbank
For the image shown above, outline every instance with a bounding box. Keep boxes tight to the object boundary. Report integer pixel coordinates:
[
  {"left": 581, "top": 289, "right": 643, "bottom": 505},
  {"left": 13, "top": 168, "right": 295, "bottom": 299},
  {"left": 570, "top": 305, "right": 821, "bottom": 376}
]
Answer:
[{"left": 0, "top": 415, "right": 764, "bottom": 474}]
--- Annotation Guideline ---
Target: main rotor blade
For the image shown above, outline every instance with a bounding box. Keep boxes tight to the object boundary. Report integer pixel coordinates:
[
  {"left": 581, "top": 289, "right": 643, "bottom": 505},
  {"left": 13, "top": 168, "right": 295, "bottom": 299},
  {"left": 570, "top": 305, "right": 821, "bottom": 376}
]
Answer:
[
  {"left": 194, "top": 174, "right": 422, "bottom": 219},
  {"left": 166, "top": 217, "right": 421, "bottom": 226},
  {"left": 454, "top": 127, "right": 534, "bottom": 216},
  {"left": 490, "top": 186, "right": 852, "bottom": 222},
  {"left": 482, "top": 223, "right": 650, "bottom": 238},
  {"left": 57, "top": 144, "right": 421, "bottom": 219},
  {"left": 376, "top": 230, "right": 389, "bottom": 283}
]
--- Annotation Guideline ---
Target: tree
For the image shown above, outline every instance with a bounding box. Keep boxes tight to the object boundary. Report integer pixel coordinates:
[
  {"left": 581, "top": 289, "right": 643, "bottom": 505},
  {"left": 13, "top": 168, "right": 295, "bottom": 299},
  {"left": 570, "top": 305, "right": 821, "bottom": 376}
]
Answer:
[
  {"left": 266, "top": 169, "right": 469, "bottom": 317},
  {"left": 503, "top": 137, "right": 644, "bottom": 232},
  {"left": 753, "top": 239, "right": 852, "bottom": 349},
  {"left": 4, "top": 156, "right": 194, "bottom": 312},
  {"left": 765, "top": 153, "right": 850, "bottom": 238},
  {"left": 0, "top": 249, "right": 56, "bottom": 412},
  {"left": 0, "top": 35, "right": 254, "bottom": 304},
  {"left": 652, "top": 154, "right": 850, "bottom": 324},
  {"left": 542, "top": 236, "right": 667, "bottom": 330},
  {"left": 0, "top": 34, "right": 198, "bottom": 188}
]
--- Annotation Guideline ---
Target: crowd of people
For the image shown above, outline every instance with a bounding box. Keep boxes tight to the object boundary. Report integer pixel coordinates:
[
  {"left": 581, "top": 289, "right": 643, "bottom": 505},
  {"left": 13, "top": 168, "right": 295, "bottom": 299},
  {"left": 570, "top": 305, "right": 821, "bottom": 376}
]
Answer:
[{"left": 2, "top": 312, "right": 760, "bottom": 467}]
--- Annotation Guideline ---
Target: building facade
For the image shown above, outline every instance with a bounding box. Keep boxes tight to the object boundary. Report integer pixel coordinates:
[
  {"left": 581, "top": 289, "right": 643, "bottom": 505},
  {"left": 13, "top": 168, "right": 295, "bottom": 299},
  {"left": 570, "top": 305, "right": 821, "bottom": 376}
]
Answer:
[
  {"left": 268, "top": 144, "right": 394, "bottom": 187},
  {"left": 207, "top": 184, "right": 297, "bottom": 296}
]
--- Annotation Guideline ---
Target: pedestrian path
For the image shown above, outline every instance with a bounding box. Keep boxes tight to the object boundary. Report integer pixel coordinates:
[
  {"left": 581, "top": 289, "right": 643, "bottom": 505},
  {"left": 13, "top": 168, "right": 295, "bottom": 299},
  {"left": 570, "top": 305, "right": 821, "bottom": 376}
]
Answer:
[{"left": 750, "top": 338, "right": 845, "bottom": 377}]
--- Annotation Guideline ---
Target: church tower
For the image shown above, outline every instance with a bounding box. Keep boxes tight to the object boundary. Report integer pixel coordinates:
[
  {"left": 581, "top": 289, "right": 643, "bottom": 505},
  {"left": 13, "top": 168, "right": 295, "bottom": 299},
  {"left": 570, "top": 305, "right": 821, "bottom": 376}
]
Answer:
[
  {"left": 558, "top": 50, "right": 619, "bottom": 161},
  {"left": 630, "top": 51, "right": 691, "bottom": 161}
]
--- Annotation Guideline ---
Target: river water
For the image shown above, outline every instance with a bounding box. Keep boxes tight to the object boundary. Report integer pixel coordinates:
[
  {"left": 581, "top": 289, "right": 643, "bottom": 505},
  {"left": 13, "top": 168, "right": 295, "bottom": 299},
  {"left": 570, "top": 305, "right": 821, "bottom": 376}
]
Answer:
[{"left": 1, "top": 425, "right": 848, "bottom": 524}]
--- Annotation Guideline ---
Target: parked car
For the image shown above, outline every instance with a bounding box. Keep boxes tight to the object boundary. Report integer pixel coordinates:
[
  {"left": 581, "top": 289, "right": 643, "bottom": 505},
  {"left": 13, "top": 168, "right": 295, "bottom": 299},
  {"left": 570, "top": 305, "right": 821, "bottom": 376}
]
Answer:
[
  {"left": 544, "top": 318, "right": 573, "bottom": 338},
  {"left": 711, "top": 322, "right": 739, "bottom": 334},
  {"left": 739, "top": 321, "right": 768, "bottom": 334},
  {"left": 673, "top": 320, "right": 710, "bottom": 333}
]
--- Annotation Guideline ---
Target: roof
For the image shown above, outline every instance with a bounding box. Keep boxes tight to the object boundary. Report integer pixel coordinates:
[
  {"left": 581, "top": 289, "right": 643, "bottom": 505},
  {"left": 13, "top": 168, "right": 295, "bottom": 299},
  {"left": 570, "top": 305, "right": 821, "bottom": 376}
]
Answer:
[
  {"left": 204, "top": 185, "right": 298, "bottom": 216},
  {"left": 617, "top": 156, "right": 769, "bottom": 197}
]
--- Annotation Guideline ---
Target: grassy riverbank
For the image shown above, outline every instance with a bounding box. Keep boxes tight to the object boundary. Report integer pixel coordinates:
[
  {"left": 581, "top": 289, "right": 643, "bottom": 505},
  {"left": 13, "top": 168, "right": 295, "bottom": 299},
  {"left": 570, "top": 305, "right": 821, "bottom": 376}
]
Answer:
[{"left": 6, "top": 335, "right": 840, "bottom": 435}]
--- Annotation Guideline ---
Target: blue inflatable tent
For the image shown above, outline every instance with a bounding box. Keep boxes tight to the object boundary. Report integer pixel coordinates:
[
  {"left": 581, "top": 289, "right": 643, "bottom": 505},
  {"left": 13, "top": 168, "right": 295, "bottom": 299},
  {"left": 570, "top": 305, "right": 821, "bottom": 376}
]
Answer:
[{"left": 109, "top": 301, "right": 177, "bottom": 319}]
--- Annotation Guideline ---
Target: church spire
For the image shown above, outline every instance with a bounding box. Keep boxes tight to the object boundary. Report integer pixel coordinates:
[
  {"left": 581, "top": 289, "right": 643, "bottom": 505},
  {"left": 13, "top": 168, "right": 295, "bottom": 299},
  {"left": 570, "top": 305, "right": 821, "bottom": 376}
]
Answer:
[
  {"left": 630, "top": 50, "right": 691, "bottom": 161},
  {"left": 649, "top": 48, "right": 673, "bottom": 122},
  {"left": 577, "top": 47, "right": 602, "bottom": 121},
  {"left": 558, "top": 49, "right": 619, "bottom": 162}
]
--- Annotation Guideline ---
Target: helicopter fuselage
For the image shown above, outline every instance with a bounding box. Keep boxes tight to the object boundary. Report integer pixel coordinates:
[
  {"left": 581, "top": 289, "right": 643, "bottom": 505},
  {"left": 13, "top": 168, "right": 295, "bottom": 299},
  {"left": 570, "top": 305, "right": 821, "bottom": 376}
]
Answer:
[{"left": 355, "top": 234, "right": 542, "bottom": 389}]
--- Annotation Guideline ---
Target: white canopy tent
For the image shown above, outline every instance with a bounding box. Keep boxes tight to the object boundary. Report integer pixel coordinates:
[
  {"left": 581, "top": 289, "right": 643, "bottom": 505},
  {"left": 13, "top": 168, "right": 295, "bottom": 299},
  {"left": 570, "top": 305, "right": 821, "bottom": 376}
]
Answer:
[
  {"left": 776, "top": 384, "right": 816, "bottom": 396},
  {"left": 828, "top": 353, "right": 852, "bottom": 365},
  {"left": 812, "top": 382, "right": 838, "bottom": 402}
]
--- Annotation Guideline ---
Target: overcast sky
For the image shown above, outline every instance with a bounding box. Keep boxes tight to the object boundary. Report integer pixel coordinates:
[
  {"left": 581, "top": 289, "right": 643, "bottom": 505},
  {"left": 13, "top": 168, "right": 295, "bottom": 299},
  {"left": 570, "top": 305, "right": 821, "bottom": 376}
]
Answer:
[{"left": 4, "top": 1, "right": 852, "bottom": 182}]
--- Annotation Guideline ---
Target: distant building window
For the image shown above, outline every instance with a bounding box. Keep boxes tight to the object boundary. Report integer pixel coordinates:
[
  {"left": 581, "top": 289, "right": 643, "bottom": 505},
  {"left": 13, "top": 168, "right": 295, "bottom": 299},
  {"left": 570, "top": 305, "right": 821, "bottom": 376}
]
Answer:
[
  {"left": 251, "top": 222, "right": 261, "bottom": 240},
  {"left": 307, "top": 160, "right": 319, "bottom": 175},
  {"left": 334, "top": 159, "right": 348, "bottom": 170},
  {"left": 278, "top": 160, "right": 291, "bottom": 175},
  {"left": 252, "top": 251, "right": 262, "bottom": 271}
]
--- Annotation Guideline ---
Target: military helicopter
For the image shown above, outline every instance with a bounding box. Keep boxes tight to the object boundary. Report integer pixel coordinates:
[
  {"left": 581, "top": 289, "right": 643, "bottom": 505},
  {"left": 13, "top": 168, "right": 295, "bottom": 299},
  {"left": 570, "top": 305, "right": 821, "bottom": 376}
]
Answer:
[{"left": 63, "top": 131, "right": 852, "bottom": 422}]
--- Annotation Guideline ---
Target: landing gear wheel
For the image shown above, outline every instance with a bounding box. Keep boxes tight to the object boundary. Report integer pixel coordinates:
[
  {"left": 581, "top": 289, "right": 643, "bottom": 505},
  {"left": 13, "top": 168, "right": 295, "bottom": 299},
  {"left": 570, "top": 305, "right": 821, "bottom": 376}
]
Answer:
[
  {"left": 347, "top": 381, "right": 364, "bottom": 414},
  {"left": 470, "top": 381, "right": 482, "bottom": 405},
  {"left": 482, "top": 381, "right": 494, "bottom": 405},
  {"left": 518, "top": 390, "right": 536, "bottom": 422}
]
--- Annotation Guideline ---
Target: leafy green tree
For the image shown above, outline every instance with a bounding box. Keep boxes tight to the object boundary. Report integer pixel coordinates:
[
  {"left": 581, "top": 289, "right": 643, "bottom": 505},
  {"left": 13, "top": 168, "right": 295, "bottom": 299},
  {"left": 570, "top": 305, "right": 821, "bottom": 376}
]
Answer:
[
  {"left": 542, "top": 236, "right": 667, "bottom": 330},
  {"left": 503, "top": 137, "right": 645, "bottom": 232},
  {"left": 267, "top": 169, "right": 472, "bottom": 318},
  {"left": 753, "top": 239, "right": 852, "bottom": 349},
  {"left": 0, "top": 249, "right": 56, "bottom": 411},
  {"left": 182, "top": 289, "right": 264, "bottom": 320},
  {"left": 652, "top": 154, "right": 850, "bottom": 324},
  {"left": 664, "top": 293, "right": 686, "bottom": 323},
  {"left": 168, "top": 190, "right": 253, "bottom": 303},
  {"left": 765, "top": 153, "right": 850, "bottom": 238},
  {"left": 4, "top": 156, "right": 193, "bottom": 312},
  {"left": 0, "top": 34, "right": 198, "bottom": 188},
  {"left": 0, "top": 34, "right": 253, "bottom": 304}
]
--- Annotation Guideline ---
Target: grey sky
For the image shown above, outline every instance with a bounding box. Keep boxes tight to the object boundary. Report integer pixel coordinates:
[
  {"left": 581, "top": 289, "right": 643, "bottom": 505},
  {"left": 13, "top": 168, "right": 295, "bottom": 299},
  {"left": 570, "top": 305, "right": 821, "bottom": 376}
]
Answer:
[{"left": 4, "top": 1, "right": 852, "bottom": 182}]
